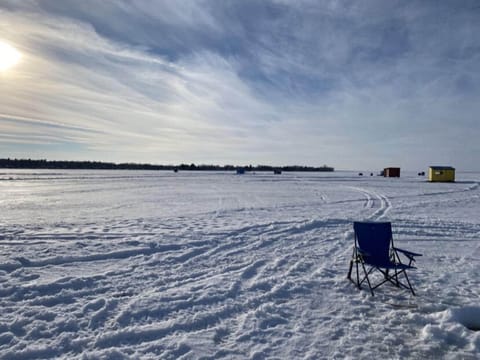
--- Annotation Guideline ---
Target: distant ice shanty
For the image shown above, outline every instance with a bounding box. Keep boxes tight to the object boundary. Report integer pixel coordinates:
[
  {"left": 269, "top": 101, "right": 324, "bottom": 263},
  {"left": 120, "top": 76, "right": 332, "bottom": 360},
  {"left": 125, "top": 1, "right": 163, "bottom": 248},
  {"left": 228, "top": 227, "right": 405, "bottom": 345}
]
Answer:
[
  {"left": 383, "top": 167, "right": 400, "bottom": 177},
  {"left": 428, "top": 166, "right": 455, "bottom": 182}
]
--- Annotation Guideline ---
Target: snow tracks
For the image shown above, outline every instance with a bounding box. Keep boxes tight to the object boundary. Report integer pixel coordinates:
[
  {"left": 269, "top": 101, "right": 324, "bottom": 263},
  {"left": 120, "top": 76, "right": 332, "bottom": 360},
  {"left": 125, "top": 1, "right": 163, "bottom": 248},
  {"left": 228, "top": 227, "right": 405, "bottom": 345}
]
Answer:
[{"left": 2, "top": 171, "right": 478, "bottom": 358}]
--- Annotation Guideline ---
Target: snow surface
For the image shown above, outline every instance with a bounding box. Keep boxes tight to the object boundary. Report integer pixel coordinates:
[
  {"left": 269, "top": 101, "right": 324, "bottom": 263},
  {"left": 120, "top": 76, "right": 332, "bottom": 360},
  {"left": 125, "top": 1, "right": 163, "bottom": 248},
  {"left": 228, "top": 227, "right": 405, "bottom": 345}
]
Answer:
[{"left": 0, "top": 170, "right": 479, "bottom": 359}]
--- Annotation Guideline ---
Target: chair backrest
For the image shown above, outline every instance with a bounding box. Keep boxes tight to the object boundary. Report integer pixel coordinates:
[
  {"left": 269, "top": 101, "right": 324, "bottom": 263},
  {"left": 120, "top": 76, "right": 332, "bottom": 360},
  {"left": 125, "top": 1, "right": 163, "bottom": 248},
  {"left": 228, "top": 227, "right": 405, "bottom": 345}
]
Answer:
[{"left": 353, "top": 222, "right": 392, "bottom": 265}]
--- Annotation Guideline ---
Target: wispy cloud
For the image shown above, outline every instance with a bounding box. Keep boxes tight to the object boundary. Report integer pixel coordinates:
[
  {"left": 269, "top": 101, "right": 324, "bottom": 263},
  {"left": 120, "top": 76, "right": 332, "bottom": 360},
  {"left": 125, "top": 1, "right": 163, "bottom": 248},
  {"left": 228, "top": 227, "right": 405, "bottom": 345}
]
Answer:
[{"left": 0, "top": 1, "right": 479, "bottom": 169}]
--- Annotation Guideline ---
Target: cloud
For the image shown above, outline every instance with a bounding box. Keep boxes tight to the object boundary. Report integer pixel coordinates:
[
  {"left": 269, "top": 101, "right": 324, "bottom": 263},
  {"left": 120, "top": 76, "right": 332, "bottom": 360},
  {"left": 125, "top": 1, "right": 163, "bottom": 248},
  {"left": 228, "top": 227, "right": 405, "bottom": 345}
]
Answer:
[
  {"left": 0, "top": 7, "right": 283, "bottom": 163},
  {"left": 0, "top": 1, "right": 479, "bottom": 169}
]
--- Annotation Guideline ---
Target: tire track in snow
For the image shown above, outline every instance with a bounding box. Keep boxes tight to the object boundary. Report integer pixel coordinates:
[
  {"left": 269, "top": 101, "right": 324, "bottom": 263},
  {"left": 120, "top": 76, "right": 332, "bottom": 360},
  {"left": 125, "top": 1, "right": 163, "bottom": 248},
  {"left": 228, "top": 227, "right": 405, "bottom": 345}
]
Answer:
[
  {"left": 0, "top": 248, "right": 156, "bottom": 273},
  {"left": 102, "top": 220, "right": 311, "bottom": 327},
  {"left": 88, "top": 217, "right": 352, "bottom": 352},
  {"left": 371, "top": 191, "right": 392, "bottom": 221},
  {"left": 345, "top": 186, "right": 392, "bottom": 221},
  {"left": 0, "top": 238, "right": 218, "bottom": 273}
]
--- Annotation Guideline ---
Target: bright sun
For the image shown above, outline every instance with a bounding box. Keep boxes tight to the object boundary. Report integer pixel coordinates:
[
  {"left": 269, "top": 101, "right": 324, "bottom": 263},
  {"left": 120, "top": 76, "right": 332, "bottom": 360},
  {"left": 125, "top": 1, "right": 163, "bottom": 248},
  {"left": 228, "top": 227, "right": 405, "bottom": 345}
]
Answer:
[{"left": 0, "top": 41, "right": 22, "bottom": 72}]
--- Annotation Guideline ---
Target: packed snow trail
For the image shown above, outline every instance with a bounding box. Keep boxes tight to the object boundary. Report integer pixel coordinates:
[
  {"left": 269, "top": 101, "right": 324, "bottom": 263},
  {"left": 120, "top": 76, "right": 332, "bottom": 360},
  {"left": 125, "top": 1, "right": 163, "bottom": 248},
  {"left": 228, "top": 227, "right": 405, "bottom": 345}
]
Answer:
[{"left": 0, "top": 170, "right": 479, "bottom": 359}]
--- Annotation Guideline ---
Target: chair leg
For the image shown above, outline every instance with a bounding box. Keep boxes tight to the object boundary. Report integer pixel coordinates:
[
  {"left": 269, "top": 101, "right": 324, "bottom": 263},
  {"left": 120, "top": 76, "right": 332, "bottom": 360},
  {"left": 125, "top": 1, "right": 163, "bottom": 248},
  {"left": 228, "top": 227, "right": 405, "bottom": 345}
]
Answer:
[
  {"left": 347, "top": 259, "right": 353, "bottom": 280},
  {"left": 361, "top": 262, "right": 374, "bottom": 296},
  {"left": 348, "top": 257, "right": 377, "bottom": 295},
  {"left": 348, "top": 261, "right": 416, "bottom": 296},
  {"left": 394, "top": 268, "right": 400, "bottom": 287},
  {"left": 403, "top": 270, "right": 415, "bottom": 296},
  {"left": 356, "top": 261, "right": 361, "bottom": 289}
]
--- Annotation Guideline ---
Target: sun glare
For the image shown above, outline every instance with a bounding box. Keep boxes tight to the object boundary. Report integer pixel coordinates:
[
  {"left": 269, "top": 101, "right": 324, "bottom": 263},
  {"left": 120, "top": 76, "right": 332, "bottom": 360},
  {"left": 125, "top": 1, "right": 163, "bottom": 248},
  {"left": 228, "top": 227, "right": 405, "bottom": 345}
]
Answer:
[{"left": 0, "top": 41, "right": 22, "bottom": 72}]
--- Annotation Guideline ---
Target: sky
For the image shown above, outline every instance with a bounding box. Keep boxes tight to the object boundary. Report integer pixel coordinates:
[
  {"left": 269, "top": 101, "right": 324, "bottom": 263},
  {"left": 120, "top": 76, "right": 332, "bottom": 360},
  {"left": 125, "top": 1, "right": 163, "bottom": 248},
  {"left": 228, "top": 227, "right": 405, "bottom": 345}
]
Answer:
[{"left": 1, "top": 0, "right": 479, "bottom": 171}]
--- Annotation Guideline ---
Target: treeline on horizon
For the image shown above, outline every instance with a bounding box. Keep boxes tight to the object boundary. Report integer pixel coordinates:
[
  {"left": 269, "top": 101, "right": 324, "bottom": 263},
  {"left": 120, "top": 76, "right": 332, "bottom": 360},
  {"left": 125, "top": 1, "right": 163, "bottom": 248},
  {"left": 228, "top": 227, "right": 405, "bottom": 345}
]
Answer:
[
  {"left": 0, "top": 158, "right": 334, "bottom": 171},
  {"left": 0, "top": 158, "right": 334, "bottom": 172}
]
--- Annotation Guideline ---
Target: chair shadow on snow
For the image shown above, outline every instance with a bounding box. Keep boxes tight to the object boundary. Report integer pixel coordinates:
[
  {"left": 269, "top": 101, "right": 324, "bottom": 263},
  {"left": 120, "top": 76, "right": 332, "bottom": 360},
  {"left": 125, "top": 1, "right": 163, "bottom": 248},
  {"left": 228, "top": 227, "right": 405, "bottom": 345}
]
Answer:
[{"left": 347, "top": 221, "right": 422, "bottom": 296}]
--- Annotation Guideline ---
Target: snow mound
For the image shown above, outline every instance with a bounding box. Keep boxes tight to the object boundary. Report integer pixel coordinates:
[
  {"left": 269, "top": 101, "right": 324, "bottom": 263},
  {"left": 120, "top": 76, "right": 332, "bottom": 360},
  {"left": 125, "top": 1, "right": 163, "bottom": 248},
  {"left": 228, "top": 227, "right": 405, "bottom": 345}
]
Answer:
[{"left": 453, "top": 306, "right": 480, "bottom": 331}]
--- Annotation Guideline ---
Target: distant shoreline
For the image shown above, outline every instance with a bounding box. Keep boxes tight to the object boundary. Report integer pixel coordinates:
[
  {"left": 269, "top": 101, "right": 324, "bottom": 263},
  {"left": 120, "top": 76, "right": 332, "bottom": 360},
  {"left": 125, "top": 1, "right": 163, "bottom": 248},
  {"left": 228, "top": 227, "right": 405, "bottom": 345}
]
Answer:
[{"left": 0, "top": 159, "right": 334, "bottom": 172}]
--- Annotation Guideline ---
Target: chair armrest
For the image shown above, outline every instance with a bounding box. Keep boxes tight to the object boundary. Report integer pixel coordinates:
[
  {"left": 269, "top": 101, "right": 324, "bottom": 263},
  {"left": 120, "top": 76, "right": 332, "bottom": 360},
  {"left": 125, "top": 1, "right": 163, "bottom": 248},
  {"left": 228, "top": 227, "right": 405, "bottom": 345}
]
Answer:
[{"left": 394, "top": 247, "right": 422, "bottom": 259}]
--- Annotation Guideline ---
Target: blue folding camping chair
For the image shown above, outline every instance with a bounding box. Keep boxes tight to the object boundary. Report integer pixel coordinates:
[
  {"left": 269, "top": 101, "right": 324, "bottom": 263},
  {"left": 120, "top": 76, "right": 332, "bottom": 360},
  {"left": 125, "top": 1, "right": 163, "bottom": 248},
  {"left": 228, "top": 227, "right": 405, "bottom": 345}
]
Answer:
[{"left": 347, "top": 221, "right": 422, "bottom": 296}]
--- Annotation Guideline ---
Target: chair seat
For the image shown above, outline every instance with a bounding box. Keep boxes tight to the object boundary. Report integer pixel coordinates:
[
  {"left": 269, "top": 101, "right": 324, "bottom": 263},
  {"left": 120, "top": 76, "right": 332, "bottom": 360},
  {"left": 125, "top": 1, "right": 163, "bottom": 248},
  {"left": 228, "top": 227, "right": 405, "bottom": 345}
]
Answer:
[{"left": 363, "top": 259, "right": 415, "bottom": 270}]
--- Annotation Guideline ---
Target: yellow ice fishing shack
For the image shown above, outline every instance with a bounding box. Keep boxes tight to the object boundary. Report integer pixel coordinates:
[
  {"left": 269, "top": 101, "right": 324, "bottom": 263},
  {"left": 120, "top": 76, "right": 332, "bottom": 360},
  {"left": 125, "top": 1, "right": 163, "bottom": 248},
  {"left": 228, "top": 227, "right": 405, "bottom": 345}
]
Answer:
[{"left": 428, "top": 166, "right": 455, "bottom": 182}]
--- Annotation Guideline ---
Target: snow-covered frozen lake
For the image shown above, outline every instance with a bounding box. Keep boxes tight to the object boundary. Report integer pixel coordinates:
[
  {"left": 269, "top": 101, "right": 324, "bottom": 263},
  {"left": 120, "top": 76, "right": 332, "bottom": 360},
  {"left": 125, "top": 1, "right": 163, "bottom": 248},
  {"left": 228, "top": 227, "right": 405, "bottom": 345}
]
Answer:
[{"left": 1, "top": 170, "right": 479, "bottom": 359}]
